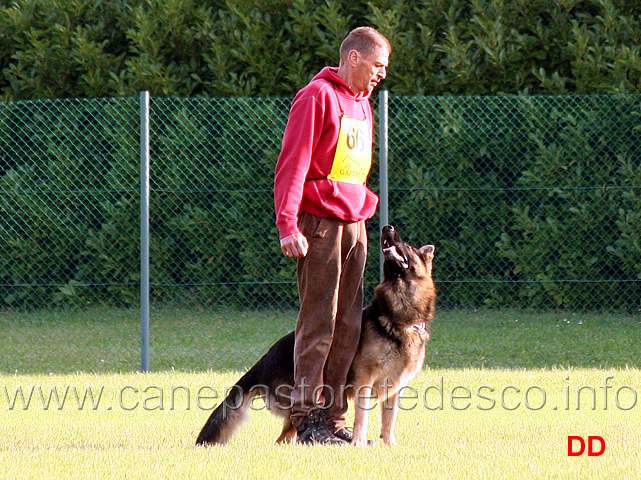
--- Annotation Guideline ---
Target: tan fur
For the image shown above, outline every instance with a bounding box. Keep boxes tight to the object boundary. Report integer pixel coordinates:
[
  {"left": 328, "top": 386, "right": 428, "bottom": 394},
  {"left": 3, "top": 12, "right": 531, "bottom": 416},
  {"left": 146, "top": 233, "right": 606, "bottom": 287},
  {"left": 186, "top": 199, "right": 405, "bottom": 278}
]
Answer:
[{"left": 347, "top": 239, "right": 435, "bottom": 446}]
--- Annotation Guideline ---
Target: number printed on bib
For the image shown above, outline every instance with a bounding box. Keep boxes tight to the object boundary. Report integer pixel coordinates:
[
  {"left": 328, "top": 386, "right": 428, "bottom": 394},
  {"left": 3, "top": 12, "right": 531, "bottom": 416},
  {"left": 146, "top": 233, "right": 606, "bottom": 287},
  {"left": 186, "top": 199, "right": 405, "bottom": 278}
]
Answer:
[{"left": 327, "top": 116, "right": 372, "bottom": 184}]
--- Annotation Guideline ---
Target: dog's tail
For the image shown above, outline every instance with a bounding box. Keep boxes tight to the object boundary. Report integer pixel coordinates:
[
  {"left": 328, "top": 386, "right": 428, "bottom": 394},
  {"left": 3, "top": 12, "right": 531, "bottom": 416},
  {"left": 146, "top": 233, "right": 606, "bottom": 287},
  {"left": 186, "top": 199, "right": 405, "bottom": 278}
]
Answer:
[
  {"left": 196, "top": 331, "right": 295, "bottom": 446},
  {"left": 195, "top": 366, "right": 262, "bottom": 446}
]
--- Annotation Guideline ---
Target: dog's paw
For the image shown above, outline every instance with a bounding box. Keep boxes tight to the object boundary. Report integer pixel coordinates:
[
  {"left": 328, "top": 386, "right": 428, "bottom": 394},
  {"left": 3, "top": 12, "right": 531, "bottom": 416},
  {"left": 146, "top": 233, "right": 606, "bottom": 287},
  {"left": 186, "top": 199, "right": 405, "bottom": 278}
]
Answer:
[
  {"left": 351, "top": 437, "right": 376, "bottom": 447},
  {"left": 351, "top": 436, "right": 369, "bottom": 447},
  {"left": 380, "top": 433, "right": 397, "bottom": 446}
]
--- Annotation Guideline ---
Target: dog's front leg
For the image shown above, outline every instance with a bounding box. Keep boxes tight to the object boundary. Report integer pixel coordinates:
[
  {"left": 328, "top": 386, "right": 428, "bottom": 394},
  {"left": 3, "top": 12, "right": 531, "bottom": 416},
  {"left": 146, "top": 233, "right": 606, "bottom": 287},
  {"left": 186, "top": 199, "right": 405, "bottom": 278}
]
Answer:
[
  {"left": 352, "top": 385, "right": 374, "bottom": 446},
  {"left": 380, "top": 391, "right": 399, "bottom": 446}
]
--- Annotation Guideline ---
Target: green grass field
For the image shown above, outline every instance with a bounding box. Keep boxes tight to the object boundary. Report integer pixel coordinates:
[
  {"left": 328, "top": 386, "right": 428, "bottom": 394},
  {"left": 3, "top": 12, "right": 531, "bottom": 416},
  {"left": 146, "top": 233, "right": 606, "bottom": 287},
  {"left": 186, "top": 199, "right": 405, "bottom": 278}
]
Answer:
[{"left": 1, "top": 308, "right": 640, "bottom": 479}]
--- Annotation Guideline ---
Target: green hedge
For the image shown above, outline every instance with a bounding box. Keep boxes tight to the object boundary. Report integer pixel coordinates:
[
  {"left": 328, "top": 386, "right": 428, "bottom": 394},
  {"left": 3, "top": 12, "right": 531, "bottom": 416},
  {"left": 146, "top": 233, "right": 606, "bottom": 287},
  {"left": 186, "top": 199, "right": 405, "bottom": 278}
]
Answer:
[
  {"left": 2, "top": 0, "right": 641, "bottom": 310},
  {"left": 386, "top": 94, "right": 641, "bottom": 310},
  {"left": 3, "top": 0, "right": 641, "bottom": 99}
]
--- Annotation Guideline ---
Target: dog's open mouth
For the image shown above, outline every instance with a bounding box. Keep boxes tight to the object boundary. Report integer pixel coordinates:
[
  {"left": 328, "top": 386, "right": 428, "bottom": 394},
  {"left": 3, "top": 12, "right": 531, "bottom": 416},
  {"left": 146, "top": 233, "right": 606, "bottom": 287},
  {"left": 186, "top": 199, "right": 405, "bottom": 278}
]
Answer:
[
  {"left": 382, "top": 242, "right": 408, "bottom": 267},
  {"left": 382, "top": 227, "right": 409, "bottom": 269}
]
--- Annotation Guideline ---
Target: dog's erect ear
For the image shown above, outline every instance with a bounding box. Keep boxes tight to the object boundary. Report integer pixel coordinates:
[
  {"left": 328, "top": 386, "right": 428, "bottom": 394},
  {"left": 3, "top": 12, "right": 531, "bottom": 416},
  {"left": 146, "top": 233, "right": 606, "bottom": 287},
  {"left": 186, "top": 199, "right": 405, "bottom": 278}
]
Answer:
[{"left": 419, "top": 245, "right": 434, "bottom": 261}]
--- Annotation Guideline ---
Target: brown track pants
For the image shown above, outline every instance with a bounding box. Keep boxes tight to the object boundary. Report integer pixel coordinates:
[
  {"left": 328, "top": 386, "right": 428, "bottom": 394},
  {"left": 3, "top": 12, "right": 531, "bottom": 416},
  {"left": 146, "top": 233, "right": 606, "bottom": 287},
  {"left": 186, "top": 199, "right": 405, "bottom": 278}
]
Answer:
[{"left": 290, "top": 212, "right": 368, "bottom": 429}]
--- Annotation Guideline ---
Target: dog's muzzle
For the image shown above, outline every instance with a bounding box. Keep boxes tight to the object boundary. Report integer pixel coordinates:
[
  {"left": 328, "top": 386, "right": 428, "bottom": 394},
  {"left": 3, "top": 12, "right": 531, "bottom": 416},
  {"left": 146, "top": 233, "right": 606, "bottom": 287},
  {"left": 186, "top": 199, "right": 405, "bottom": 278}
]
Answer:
[{"left": 381, "top": 225, "right": 409, "bottom": 269}]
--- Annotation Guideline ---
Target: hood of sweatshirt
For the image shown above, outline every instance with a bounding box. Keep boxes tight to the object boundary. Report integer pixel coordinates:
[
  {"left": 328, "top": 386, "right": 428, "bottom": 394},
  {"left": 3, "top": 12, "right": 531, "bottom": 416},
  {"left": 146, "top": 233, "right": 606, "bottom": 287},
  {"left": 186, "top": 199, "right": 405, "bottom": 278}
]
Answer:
[{"left": 274, "top": 66, "right": 379, "bottom": 239}]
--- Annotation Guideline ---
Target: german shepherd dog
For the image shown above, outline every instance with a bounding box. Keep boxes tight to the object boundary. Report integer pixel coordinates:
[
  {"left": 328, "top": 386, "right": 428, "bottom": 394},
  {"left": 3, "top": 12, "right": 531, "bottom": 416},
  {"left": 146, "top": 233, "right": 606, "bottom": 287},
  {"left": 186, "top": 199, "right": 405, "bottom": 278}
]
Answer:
[{"left": 196, "top": 225, "right": 436, "bottom": 446}]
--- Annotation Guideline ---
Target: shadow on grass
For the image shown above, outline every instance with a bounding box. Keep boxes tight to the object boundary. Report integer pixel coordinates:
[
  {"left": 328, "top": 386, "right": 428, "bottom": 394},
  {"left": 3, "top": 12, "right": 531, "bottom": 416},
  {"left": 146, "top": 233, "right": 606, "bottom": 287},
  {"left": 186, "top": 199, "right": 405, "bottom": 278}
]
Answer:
[{"left": 1, "top": 308, "right": 639, "bottom": 375}]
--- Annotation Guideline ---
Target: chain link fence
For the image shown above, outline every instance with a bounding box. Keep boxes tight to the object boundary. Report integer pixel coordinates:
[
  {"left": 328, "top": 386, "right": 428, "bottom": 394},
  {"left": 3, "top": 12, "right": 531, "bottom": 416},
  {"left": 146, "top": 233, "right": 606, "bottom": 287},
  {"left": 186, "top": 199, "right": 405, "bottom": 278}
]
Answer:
[
  {"left": 1, "top": 93, "right": 640, "bottom": 315},
  {"left": 386, "top": 95, "right": 641, "bottom": 311}
]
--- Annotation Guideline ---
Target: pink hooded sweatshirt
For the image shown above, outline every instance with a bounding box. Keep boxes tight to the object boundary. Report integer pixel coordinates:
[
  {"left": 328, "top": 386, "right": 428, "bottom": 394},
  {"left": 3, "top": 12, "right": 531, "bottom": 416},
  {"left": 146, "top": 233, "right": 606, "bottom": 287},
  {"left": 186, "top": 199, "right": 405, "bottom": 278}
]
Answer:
[{"left": 274, "top": 66, "right": 379, "bottom": 239}]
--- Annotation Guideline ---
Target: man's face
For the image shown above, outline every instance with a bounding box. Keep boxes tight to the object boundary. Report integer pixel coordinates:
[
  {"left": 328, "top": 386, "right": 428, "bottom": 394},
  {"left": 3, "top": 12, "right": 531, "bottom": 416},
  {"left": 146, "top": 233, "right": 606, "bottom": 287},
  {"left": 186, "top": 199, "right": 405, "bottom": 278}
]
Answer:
[{"left": 353, "top": 46, "right": 389, "bottom": 93}]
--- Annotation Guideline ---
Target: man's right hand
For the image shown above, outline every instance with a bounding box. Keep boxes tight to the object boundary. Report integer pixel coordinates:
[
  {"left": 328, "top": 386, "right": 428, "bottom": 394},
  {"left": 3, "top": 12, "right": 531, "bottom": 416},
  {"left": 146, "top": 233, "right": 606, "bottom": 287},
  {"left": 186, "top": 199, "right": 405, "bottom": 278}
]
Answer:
[{"left": 280, "top": 233, "right": 309, "bottom": 258}]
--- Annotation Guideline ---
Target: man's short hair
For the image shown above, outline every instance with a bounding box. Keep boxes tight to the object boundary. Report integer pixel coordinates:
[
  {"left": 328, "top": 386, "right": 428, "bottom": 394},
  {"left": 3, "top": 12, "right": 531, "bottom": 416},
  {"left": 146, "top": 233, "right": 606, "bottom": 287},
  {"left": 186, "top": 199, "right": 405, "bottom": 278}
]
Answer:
[{"left": 339, "top": 26, "right": 391, "bottom": 62}]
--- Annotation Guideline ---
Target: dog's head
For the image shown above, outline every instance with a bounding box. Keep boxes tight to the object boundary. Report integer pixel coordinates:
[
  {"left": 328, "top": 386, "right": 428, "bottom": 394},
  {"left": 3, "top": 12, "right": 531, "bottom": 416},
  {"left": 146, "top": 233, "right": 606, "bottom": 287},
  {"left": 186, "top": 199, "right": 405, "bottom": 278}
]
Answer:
[
  {"left": 381, "top": 225, "right": 434, "bottom": 280},
  {"left": 379, "top": 225, "right": 436, "bottom": 323}
]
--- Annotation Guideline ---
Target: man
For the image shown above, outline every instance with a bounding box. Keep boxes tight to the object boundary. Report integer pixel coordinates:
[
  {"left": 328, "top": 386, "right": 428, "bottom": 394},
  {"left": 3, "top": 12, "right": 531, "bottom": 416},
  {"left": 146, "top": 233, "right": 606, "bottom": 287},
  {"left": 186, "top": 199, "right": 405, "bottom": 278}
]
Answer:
[{"left": 274, "top": 26, "right": 390, "bottom": 445}]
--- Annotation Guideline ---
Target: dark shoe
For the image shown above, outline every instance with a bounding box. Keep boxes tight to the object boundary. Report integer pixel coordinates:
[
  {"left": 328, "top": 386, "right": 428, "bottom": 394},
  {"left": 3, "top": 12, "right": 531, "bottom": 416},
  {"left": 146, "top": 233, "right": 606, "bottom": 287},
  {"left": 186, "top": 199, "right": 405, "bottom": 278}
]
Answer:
[
  {"left": 332, "top": 426, "right": 374, "bottom": 445},
  {"left": 332, "top": 426, "right": 353, "bottom": 442},
  {"left": 296, "top": 411, "right": 348, "bottom": 445}
]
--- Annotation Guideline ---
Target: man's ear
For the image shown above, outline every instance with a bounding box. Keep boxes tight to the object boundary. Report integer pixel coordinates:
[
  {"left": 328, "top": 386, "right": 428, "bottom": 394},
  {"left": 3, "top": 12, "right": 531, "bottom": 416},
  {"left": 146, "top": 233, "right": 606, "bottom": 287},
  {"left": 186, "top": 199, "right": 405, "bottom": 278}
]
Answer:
[{"left": 347, "top": 49, "right": 360, "bottom": 66}]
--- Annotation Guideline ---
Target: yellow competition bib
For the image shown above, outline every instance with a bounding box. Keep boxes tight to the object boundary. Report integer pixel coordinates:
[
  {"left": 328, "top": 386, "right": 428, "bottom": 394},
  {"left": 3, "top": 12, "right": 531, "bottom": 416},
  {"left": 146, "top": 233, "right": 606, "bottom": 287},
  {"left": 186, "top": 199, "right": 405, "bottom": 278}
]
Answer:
[{"left": 327, "top": 116, "right": 372, "bottom": 184}]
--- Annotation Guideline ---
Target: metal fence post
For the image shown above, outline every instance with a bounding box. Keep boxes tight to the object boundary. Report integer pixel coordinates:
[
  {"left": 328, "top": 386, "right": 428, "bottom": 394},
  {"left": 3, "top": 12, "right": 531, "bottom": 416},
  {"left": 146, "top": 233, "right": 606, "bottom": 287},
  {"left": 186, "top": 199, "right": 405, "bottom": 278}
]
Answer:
[
  {"left": 378, "top": 89, "right": 389, "bottom": 282},
  {"left": 140, "top": 91, "right": 150, "bottom": 372}
]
